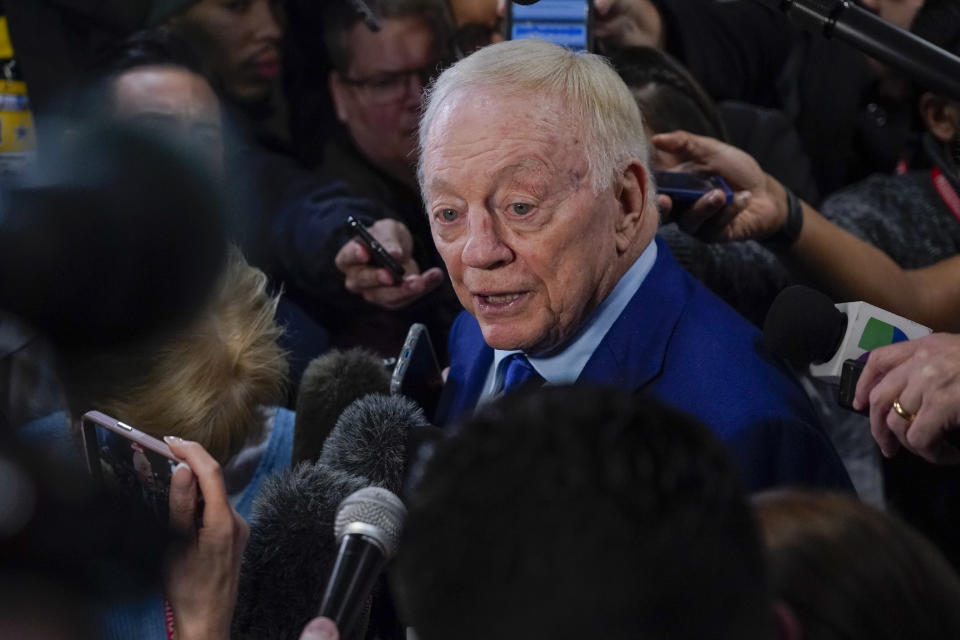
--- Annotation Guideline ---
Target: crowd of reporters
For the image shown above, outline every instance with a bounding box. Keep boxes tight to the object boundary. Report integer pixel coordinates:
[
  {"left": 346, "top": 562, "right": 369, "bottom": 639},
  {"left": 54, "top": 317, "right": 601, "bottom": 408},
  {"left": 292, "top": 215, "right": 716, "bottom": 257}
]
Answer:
[{"left": 4, "top": 0, "right": 960, "bottom": 638}]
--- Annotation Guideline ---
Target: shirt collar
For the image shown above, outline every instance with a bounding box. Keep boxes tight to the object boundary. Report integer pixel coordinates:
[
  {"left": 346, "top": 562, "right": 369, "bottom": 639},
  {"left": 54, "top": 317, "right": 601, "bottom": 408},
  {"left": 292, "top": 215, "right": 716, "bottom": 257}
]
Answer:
[{"left": 490, "top": 240, "right": 658, "bottom": 390}]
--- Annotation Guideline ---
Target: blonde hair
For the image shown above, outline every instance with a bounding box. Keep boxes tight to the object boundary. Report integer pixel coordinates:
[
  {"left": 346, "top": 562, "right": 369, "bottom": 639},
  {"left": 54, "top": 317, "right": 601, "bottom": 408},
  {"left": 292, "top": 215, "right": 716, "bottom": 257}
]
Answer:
[
  {"left": 418, "top": 38, "right": 649, "bottom": 194},
  {"left": 62, "top": 248, "right": 288, "bottom": 463}
]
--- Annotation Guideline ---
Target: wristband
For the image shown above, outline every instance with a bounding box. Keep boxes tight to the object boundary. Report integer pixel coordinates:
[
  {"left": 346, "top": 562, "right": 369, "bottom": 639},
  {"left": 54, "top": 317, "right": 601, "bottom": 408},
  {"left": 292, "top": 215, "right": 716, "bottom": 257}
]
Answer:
[{"left": 762, "top": 187, "right": 803, "bottom": 249}]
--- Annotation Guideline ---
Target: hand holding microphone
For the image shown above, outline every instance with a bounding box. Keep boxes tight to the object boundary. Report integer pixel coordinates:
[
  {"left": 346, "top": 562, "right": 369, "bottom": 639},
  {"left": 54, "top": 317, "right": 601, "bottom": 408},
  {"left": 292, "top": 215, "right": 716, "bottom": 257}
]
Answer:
[{"left": 853, "top": 333, "right": 960, "bottom": 464}]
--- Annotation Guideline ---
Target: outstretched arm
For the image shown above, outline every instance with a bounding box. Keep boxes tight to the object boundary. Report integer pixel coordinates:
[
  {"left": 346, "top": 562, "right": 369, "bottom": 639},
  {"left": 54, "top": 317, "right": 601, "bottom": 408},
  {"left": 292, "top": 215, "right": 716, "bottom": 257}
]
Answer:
[{"left": 651, "top": 130, "right": 960, "bottom": 331}]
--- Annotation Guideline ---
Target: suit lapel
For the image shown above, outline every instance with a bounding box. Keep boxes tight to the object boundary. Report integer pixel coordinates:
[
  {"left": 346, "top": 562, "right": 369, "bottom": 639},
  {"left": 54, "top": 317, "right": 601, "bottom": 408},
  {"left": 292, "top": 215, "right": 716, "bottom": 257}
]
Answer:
[
  {"left": 436, "top": 312, "right": 493, "bottom": 427},
  {"left": 579, "top": 238, "right": 690, "bottom": 391}
]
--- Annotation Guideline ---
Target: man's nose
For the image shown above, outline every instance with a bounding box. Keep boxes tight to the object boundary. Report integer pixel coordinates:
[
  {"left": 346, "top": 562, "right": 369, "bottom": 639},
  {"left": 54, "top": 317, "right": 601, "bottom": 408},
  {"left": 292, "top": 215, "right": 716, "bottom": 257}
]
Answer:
[
  {"left": 460, "top": 211, "right": 513, "bottom": 270},
  {"left": 253, "top": 0, "right": 284, "bottom": 41}
]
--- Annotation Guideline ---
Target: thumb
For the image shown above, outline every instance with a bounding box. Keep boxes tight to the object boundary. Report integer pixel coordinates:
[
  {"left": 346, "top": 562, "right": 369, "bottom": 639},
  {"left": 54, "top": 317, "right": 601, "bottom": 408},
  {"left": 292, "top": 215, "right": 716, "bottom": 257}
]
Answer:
[
  {"left": 168, "top": 462, "right": 197, "bottom": 534},
  {"left": 299, "top": 617, "right": 340, "bottom": 640}
]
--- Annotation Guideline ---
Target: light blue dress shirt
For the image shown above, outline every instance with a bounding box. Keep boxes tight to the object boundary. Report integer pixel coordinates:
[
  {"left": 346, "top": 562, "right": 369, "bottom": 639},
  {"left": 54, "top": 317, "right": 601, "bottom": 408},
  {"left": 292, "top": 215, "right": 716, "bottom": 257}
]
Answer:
[{"left": 480, "top": 241, "right": 658, "bottom": 401}]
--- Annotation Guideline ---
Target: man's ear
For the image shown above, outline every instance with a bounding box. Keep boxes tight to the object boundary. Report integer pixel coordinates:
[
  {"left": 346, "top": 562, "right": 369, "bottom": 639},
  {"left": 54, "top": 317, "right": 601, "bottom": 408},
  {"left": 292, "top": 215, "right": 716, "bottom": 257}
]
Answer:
[
  {"left": 329, "top": 72, "right": 350, "bottom": 124},
  {"left": 919, "top": 92, "right": 959, "bottom": 145},
  {"left": 773, "top": 600, "right": 802, "bottom": 640},
  {"left": 613, "top": 159, "right": 652, "bottom": 253}
]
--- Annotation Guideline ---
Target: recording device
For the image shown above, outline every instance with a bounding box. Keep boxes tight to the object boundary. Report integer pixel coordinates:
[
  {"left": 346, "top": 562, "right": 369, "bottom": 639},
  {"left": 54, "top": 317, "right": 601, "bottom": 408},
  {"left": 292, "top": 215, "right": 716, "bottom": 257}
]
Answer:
[
  {"left": 293, "top": 348, "right": 392, "bottom": 465},
  {"left": 763, "top": 285, "right": 931, "bottom": 410},
  {"left": 506, "top": 0, "right": 595, "bottom": 52},
  {"left": 318, "top": 487, "right": 407, "bottom": 638},
  {"left": 344, "top": 216, "right": 405, "bottom": 286},
  {"left": 653, "top": 170, "right": 733, "bottom": 212},
  {"left": 391, "top": 323, "right": 444, "bottom": 421},
  {"left": 80, "top": 410, "right": 179, "bottom": 525}
]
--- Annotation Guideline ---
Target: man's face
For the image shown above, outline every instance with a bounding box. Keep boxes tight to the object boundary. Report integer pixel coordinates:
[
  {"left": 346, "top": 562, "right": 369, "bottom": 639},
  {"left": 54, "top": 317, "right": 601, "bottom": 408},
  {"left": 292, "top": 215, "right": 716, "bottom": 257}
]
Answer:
[
  {"left": 178, "top": 0, "right": 283, "bottom": 105},
  {"left": 330, "top": 16, "right": 441, "bottom": 186},
  {"left": 112, "top": 66, "right": 224, "bottom": 174},
  {"left": 422, "top": 89, "right": 646, "bottom": 355}
]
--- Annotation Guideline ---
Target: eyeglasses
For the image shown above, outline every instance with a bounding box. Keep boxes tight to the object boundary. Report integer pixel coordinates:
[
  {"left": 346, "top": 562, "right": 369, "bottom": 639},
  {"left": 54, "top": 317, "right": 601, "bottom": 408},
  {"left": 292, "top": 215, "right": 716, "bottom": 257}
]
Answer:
[{"left": 341, "top": 61, "right": 447, "bottom": 105}]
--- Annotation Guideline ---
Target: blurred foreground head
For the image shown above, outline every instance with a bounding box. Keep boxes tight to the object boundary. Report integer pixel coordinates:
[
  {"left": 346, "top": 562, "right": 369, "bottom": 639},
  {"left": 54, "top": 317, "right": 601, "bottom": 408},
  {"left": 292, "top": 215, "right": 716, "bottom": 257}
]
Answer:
[
  {"left": 0, "top": 119, "right": 226, "bottom": 348},
  {"left": 394, "top": 386, "right": 774, "bottom": 640},
  {"left": 755, "top": 490, "right": 960, "bottom": 640}
]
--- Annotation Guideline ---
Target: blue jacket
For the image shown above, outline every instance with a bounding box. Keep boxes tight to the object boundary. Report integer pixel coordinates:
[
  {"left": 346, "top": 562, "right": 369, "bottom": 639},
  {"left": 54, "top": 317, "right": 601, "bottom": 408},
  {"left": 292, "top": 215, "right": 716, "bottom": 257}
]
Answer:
[{"left": 437, "top": 238, "right": 852, "bottom": 492}]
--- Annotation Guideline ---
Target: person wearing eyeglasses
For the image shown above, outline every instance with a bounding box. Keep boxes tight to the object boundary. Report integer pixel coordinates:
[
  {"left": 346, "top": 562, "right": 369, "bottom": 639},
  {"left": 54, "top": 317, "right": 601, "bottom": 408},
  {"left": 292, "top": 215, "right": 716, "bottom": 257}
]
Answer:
[{"left": 316, "top": 1, "right": 462, "bottom": 357}]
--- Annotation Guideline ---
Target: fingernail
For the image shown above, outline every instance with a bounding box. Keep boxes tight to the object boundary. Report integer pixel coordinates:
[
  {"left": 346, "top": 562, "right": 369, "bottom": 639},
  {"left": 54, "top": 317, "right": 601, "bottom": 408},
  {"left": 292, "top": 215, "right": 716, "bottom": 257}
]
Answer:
[
  {"left": 707, "top": 190, "right": 723, "bottom": 206},
  {"left": 163, "top": 435, "right": 181, "bottom": 445},
  {"left": 301, "top": 617, "right": 338, "bottom": 640}
]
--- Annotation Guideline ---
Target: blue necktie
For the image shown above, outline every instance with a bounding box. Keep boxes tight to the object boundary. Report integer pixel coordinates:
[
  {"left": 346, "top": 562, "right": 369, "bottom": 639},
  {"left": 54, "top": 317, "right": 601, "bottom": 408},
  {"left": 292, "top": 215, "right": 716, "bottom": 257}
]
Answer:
[{"left": 500, "top": 353, "right": 545, "bottom": 393}]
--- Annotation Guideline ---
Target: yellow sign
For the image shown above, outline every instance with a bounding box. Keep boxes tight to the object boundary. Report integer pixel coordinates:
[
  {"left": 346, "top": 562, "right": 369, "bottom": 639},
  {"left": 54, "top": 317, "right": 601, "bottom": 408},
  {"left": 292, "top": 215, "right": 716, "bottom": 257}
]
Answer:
[{"left": 0, "top": 17, "right": 13, "bottom": 60}]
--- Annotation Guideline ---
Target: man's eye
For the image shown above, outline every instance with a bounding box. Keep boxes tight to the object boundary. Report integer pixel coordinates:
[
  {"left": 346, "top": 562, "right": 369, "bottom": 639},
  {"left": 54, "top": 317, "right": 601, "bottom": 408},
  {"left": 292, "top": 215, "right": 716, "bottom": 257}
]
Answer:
[
  {"left": 438, "top": 208, "right": 459, "bottom": 222},
  {"left": 510, "top": 203, "right": 533, "bottom": 216}
]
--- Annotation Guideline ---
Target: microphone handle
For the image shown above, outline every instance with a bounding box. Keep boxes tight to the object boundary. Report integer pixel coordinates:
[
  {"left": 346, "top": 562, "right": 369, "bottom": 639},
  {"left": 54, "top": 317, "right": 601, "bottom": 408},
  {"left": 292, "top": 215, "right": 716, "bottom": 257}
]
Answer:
[
  {"left": 318, "top": 534, "right": 389, "bottom": 637},
  {"left": 752, "top": 0, "right": 960, "bottom": 102}
]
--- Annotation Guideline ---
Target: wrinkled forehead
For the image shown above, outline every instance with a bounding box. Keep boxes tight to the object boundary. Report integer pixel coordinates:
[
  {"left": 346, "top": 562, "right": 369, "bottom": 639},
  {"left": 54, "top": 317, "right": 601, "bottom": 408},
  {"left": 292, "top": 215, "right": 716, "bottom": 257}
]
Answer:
[{"left": 422, "top": 87, "right": 587, "bottom": 178}]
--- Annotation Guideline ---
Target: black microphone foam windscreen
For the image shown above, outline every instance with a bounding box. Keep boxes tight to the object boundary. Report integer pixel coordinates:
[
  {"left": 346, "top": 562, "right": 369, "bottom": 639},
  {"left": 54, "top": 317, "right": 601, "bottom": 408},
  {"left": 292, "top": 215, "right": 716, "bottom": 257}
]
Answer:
[
  {"left": 319, "top": 394, "right": 433, "bottom": 496},
  {"left": 763, "top": 285, "right": 845, "bottom": 367},
  {"left": 293, "top": 349, "right": 391, "bottom": 465},
  {"left": 232, "top": 462, "right": 369, "bottom": 640}
]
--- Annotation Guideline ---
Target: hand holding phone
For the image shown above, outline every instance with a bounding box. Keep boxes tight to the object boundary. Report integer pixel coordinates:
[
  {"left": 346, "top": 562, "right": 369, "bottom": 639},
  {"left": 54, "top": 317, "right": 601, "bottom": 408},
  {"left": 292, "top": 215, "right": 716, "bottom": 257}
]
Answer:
[
  {"left": 653, "top": 170, "right": 733, "bottom": 213},
  {"left": 164, "top": 436, "right": 249, "bottom": 640},
  {"left": 344, "top": 216, "right": 405, "bottom": 286},
  {"left": 335, "top": 218, "right": 446, "bottom": 310}
]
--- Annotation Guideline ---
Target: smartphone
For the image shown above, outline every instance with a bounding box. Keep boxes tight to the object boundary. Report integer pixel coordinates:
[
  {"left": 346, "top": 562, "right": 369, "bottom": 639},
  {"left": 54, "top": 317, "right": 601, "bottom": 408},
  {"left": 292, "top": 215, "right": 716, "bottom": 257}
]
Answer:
[
  {"left": 344, "top": 216, "right": 405, "bottom": 286},
  {"left": 391, "top": 323, "right": 444, "bottom": 421},
  {"left": 505, "top": 0, "right": 595, "bottom": 52},
  {"left": 653, "top": 170, "right": 733, "bottom": 211},
  {"left": 81, "top": 410, "right": 180, "bottom": 525}
]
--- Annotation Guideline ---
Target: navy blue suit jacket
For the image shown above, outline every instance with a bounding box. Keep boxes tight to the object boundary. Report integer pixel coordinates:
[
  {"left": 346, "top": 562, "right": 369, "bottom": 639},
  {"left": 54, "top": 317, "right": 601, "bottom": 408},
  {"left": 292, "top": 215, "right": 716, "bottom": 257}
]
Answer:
[{"left": 437, "top": 238, "right": 852, "bottom": 492}]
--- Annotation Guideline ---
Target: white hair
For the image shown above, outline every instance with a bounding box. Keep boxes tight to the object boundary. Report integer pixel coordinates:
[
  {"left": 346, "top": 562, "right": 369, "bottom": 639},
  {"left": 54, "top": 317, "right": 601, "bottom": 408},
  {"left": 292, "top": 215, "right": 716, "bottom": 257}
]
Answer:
[{"left": 418, "top": 38, "right": 649, "bottom": 194}]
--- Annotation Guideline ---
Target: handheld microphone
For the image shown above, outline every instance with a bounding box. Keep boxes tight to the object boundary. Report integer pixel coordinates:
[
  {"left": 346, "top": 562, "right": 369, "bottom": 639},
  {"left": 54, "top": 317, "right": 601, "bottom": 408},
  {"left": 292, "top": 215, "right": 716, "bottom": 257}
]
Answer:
[
  {"left": 318, "top": 486, "right": 406, "bottom": 639},
  {"left": 293, "top": 348, "right": 392, "bottom": 465},
  {"left": 763, "top": 285, "right": 930, "bottom": 409},
  {"left": 752, "top": 0, "right": 960, "bottom": 101},
  {"left": 232, "top": 463, "right": 369, "bottom": 640}
]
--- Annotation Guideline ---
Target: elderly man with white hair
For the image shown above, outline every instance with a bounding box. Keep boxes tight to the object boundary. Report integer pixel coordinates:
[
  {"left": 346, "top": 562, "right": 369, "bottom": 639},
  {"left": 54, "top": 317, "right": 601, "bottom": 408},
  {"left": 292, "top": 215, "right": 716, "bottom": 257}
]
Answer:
[{"left": 423, "top": 39, "right": 851, "bottom": 491}]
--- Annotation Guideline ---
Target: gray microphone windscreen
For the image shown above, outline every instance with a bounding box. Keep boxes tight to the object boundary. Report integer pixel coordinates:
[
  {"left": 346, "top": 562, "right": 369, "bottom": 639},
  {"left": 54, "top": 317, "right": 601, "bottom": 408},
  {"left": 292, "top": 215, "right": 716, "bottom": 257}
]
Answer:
[
  {"left": 319, "top": 394, "right": 432, "bottom": 495},
  {"left": 294, "top": 348, "right": 391, "bottom": 464}
]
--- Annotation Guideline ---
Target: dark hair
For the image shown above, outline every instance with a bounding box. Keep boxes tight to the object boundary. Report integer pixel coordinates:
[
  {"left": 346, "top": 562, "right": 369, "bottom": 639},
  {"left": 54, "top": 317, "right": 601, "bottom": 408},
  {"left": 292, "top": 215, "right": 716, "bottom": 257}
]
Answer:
[
  {"left": 66, "top": 26, "right": 214, "bottom": 118},
  {"left": 323, "top": 0, "right": 454, "bottom": 73},
  {"left": 755, "top": 490, "right": 960, "bottom": 640},
  {"left": 612, "top": 46, "right": 728, "bottom": 141},
  {"left": 394, "top": 385, "right": 772, "bottom": 640},
  {"left": 96, "top": 25, "right": 211, "bottom": 84}
]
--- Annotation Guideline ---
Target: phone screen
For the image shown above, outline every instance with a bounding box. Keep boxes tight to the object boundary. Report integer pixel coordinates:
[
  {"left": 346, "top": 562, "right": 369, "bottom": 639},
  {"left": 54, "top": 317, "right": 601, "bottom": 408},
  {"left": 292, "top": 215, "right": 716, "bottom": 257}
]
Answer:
[
  {"left": 82, "top": 413, "right": 177, "bottom": 525},
  {"left": 509, "top": 0, "right": 593, "bottom": 52}
]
